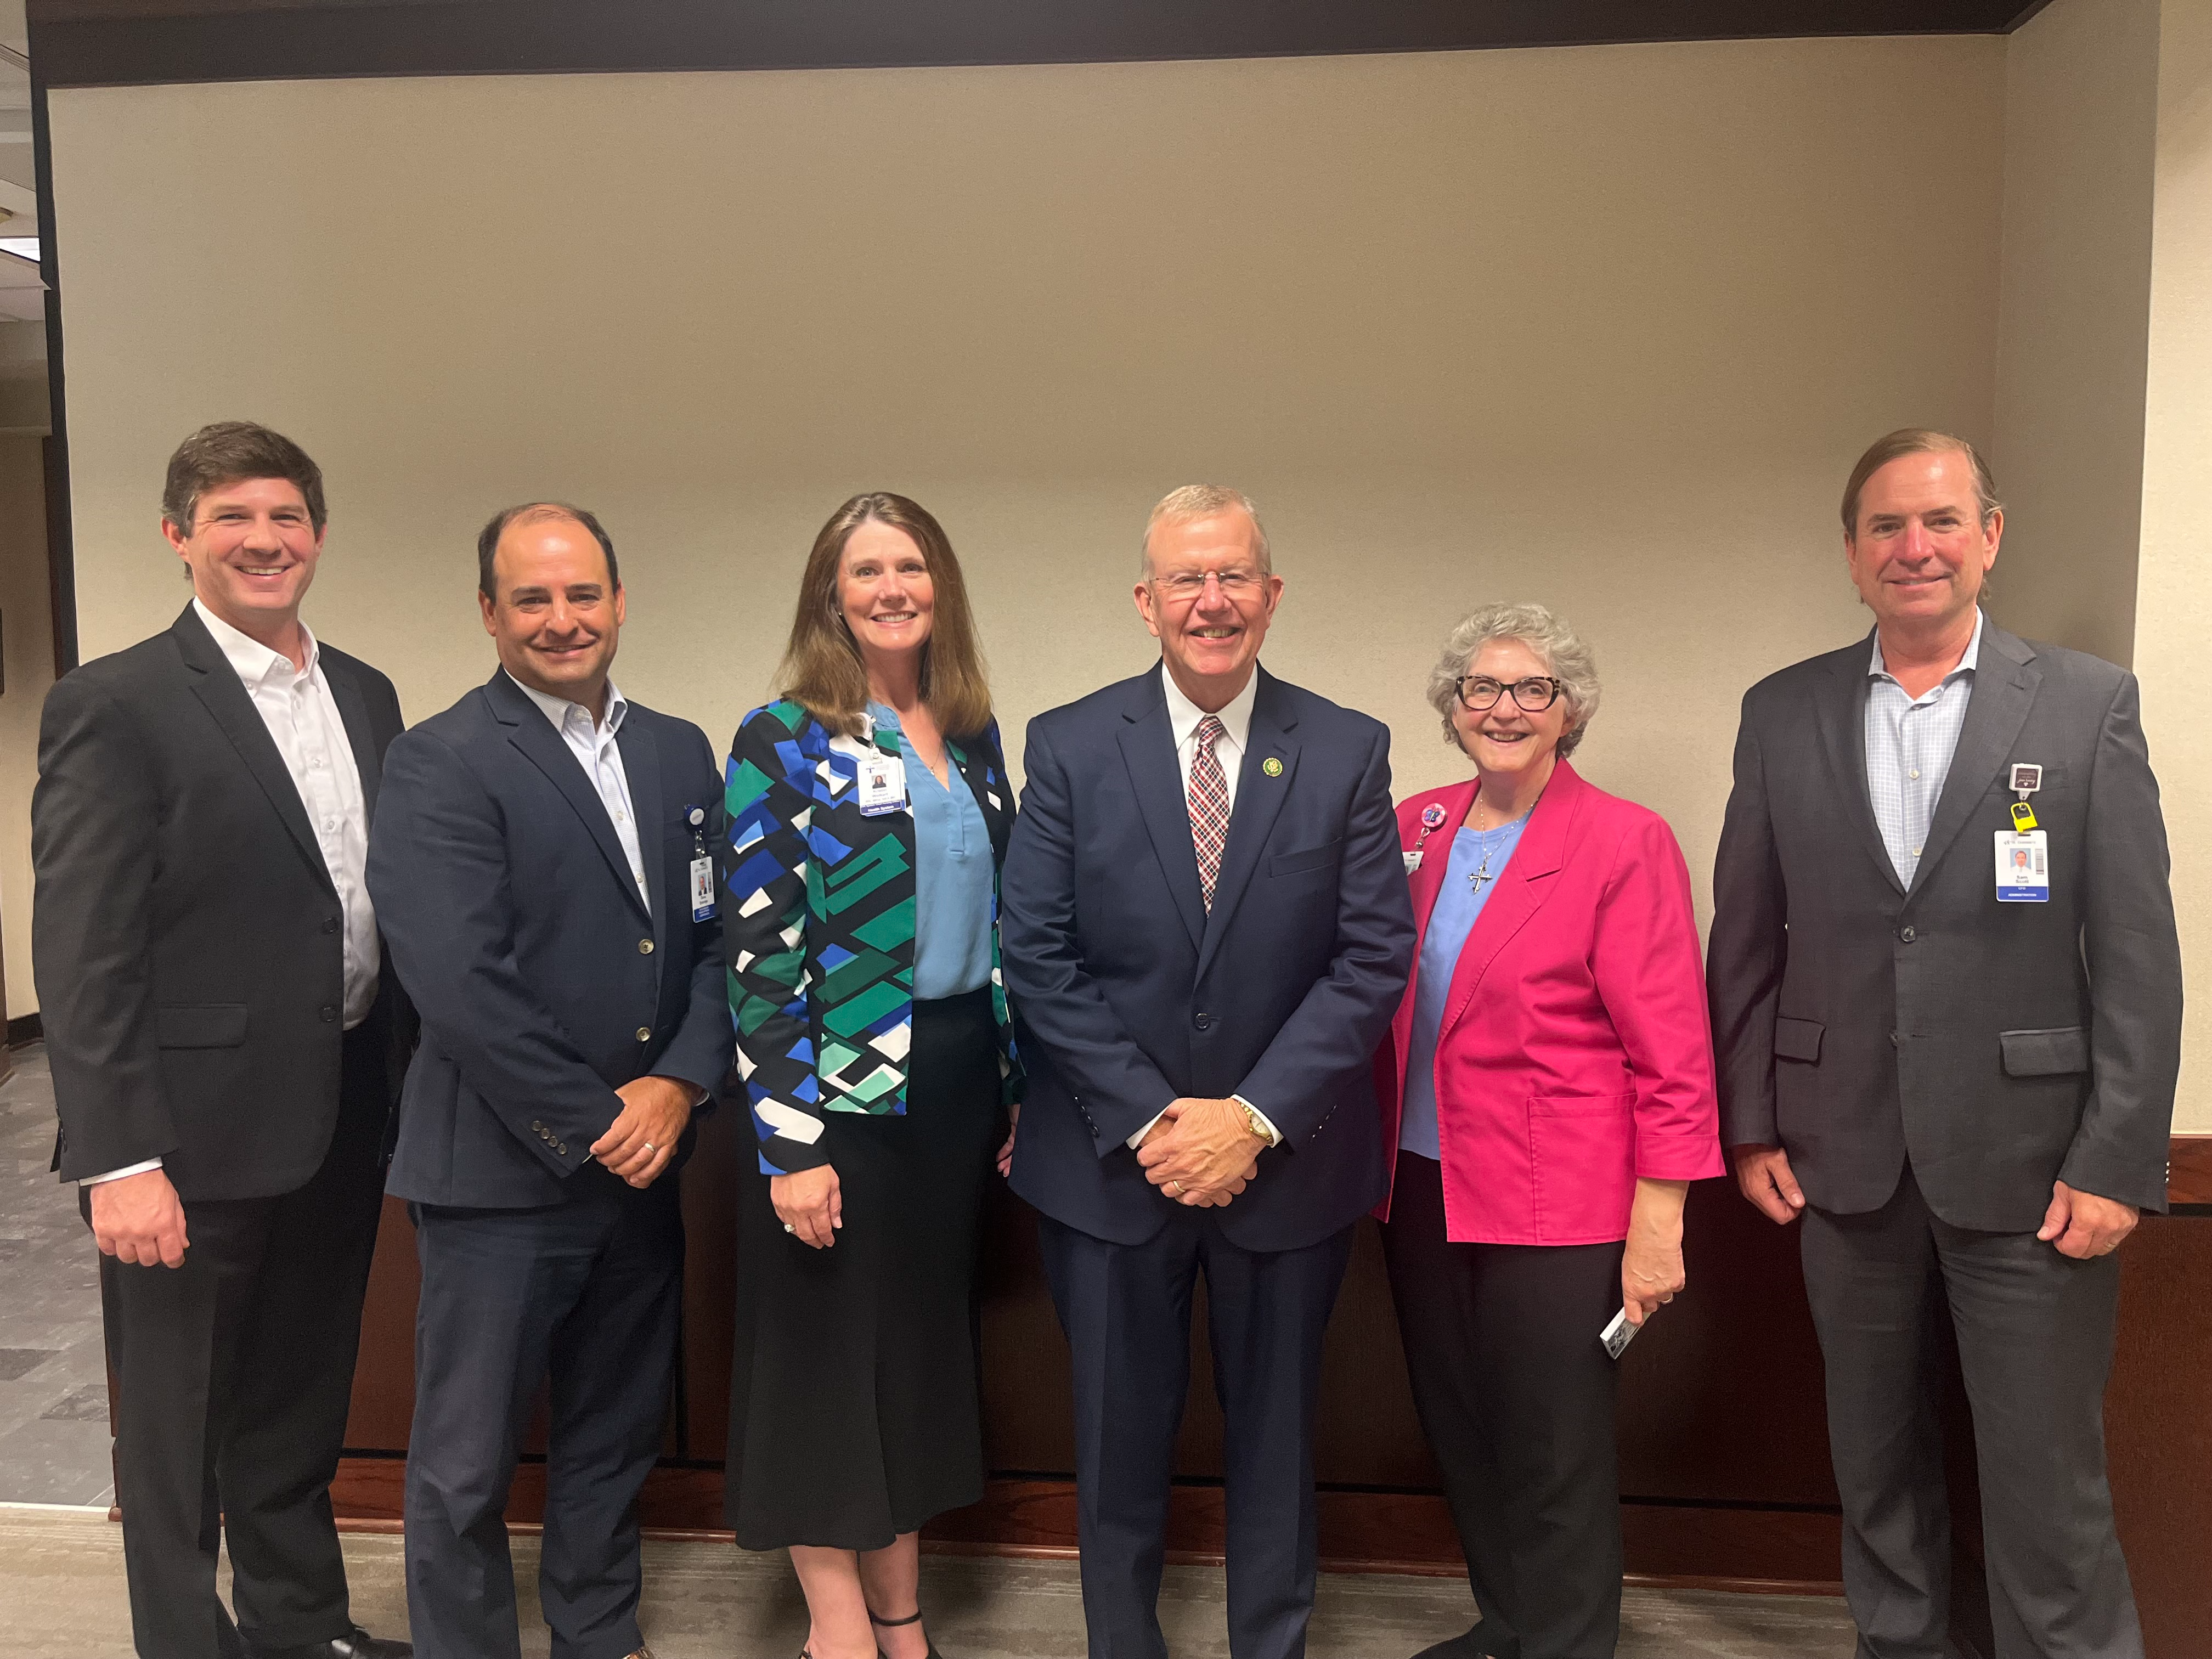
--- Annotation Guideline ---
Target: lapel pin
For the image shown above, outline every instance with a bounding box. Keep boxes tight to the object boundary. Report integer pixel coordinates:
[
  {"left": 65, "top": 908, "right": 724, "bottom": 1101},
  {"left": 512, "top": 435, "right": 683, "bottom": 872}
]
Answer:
[
  {"left": 1420, "top": 804, "right": 1448, "bottom": 829},
  {"left": 1262, "top": 756, "right": 1284, "bottom": 778}
]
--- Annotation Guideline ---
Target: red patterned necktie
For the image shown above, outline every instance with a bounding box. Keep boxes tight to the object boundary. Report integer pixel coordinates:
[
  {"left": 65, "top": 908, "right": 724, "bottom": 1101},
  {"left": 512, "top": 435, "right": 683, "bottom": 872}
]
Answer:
[{"left": 1188, "top": 714, "right": 1231, "bottom": 911}]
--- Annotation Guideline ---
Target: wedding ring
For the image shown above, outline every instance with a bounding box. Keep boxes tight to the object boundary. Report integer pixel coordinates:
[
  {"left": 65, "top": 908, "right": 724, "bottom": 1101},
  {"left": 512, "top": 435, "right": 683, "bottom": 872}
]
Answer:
[
  {"left": 642, "top": 1142, "right": 656, "bottom": 1154},
  {"left": 1169, "top": 1180, "right": 1184, "bottom": 1195}
]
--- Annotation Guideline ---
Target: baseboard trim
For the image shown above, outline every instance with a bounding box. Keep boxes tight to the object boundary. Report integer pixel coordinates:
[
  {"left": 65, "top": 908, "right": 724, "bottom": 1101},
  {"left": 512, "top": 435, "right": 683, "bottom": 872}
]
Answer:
[
  {"left": 328, "top": 1460, "right": 1844, "bottom": 1593},
  {"left": 6, "top": 1012, "right": 42, "bottom": 1047}
]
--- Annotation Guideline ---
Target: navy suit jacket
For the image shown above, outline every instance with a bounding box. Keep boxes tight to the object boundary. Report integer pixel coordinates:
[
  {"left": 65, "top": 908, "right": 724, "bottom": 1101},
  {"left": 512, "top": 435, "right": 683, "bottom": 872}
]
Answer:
[
  {"left": 1001, "top": 664, "right": 1415, "bottom": 1252},
  {"left": 368, "top": 670, "right": 731, "bottom": 1208}
]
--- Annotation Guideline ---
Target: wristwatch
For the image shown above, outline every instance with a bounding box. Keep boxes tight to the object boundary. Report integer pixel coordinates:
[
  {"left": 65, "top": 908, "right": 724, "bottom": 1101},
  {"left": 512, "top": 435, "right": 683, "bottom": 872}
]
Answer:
[{"left": 1232, "top": 1096, "right": 1276, "bottom": 1147}]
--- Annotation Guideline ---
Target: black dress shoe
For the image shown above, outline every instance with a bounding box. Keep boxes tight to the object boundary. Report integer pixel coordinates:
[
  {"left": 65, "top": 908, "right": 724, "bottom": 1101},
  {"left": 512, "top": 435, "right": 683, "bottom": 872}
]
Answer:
[{"left": 249, "top": 1628, "right": 412, "bottom": 1659}]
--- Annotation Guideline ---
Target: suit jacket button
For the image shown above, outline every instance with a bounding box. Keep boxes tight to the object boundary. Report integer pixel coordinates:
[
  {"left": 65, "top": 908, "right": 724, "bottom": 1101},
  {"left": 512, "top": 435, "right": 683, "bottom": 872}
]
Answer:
[
  {"left": 319, "top": 1005, "right": 338, "bottom": 1023},
  {"left": 1889, "top": 1031, "right": 1901, "bottom": 1048},
  {"left": 322, "top": 917, "right": 339, "bottom": 935},
  {"left": 636, "top": 1026, "right": 653, "bottom": 1041},
  {"left": 639, "top": 939, "right": 654, "bottom": 954},
  {"left": 1898, "top": 926, "right": 1916, "bottom": 943},
  {"left": 1193, "top": 1013, "right": 1214, "bottom": 1031},
  {"left": 531, "top": 1120, "right": 545, "bottom": 1132}
]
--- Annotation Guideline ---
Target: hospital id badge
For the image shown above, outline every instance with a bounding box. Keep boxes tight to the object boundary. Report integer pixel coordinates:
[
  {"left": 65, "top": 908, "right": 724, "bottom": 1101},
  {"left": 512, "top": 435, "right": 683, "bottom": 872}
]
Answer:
[
  {"left": 1402, "top": 850, "right": 1424, "bottom": 874},
  {"left": 1994, "top": 830, "right": 2050, "bottom": 902},
  {"left": 690, "top": 855, "right": 717, "bottom": 922},
  {"left": 857, "top": 753, "right": 909, "bottom": 816}
]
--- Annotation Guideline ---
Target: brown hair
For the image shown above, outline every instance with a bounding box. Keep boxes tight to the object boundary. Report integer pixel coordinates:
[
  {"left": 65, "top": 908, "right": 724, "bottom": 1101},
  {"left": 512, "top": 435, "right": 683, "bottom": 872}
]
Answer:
[
  {"left": 776, "top": 493, "right": 993, "bottom": 740},
  {"left": 161, "top": 421, "right": 327, "bottom": 537},
  {"left": 477, "top": 502, "right": 619, "bottom": 601},
  {"left": 1841, "top": 428, "right": 2002, "bottom": 538}
]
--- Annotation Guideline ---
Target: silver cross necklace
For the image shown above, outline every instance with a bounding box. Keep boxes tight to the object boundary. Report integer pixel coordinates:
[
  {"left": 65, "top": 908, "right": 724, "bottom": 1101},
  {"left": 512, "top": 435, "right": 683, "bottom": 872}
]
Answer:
[{"left": 1468, "top": 795, "right": 1533, "bottom": 893}]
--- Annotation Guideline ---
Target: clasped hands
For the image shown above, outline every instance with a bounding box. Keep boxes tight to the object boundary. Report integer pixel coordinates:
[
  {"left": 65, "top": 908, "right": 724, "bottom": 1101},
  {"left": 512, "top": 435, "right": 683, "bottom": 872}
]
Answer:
[{"left": 1137, "top": 1097, "right": 1267, "bottom": 1207}]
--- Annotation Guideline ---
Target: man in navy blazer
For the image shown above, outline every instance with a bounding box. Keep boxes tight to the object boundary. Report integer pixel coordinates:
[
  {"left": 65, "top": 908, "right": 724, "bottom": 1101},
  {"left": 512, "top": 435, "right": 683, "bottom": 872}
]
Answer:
[
  {"left": 366, "top": 504, "right": 728, "bottom": 1659},
  {"left": 1001, "top": 486, "right": 1414, "bottom": 1659}
]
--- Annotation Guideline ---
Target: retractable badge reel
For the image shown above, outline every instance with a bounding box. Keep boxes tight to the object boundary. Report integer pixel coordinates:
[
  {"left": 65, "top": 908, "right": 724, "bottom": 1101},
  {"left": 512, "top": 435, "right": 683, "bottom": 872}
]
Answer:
[
  {"left": 686, "top": 806, "right": 717, "bottom": 922},
  {"left": 1994, "top": 763, "right": 2049, "bottom": 903},
  {"left": 1405, "top": 802, "right": 1448, "bottom": 874}
]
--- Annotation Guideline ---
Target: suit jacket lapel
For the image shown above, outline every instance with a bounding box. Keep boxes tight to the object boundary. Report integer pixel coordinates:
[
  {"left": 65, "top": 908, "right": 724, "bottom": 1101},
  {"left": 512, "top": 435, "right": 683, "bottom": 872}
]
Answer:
[
  {"left": 1911, "top": 624, "right": 2040, "bottom": 897},
  {"left": 321, "top": 653, "right": 381, "bottom": 826},
  {"left": 172, "top": 605, "right": 337, "bottom": 898},
  {"left": 1197, "top": 669, "right": 1299, "bottom": 981},
  {"left": 1116, "top": 674, "right": 1207, "bottom": 953},
  {"left": 488, "top": 672, "right": 653, "bottom": 924},
  {"left": 1437, "top": 762, "right": 1580, "bottom": 1041},
  {"left": 617, "top": 715, "right": 668, "bottom": 938},
  {"left": 1815, "top": 636, "right": 1905, "bottom": 898}
]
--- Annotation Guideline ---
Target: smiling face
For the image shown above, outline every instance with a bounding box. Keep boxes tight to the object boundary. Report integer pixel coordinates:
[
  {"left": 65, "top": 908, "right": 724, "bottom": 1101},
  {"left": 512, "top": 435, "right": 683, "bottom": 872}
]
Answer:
[
  {"left": 1451, "top": 636, "right": 1572, "bottom": 785},
  {"left": 837, "top": 518, "right": 935, "bottom": 667},
  {"left": 479, "top": 512, "right": 624, "bottom": 711},
  {"left": 163, "top": 475, "right": 325, "bottom": 637},
  {"left": 1846, "top": 449, "right": 2001, "bottom": 634},
  {"left": 1134, "top": 510, "right": 1283, "bottom": 710}
]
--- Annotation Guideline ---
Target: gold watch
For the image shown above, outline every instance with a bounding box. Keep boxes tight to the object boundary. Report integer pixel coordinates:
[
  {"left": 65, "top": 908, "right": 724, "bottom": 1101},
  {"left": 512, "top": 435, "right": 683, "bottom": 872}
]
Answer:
[{"left": 1233, "top": 1097, "right": 1273, "bottom": 1146}]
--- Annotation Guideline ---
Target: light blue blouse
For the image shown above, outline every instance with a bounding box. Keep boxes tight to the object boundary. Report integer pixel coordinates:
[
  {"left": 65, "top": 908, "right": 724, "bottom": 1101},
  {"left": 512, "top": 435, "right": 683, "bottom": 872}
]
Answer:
[
  {"left": 1399, "top": 819, "right": 1530, "bottom": 1160},
  {"left": 871, "top": 704, "right": 996, "bottom": 1001}
]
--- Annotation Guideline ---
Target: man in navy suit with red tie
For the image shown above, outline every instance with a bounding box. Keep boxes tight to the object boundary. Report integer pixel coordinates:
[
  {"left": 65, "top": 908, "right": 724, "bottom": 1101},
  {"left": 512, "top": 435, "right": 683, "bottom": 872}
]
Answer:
[{"left": 1000, "top": 485, "right": 1415, "bottom": 1659}]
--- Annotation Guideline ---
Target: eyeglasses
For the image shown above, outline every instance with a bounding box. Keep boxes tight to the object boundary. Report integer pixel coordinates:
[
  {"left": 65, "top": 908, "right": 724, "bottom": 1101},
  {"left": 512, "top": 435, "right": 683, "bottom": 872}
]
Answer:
[
  {"left": 1150, "top": 569, "right": 1266, "bottom": 602},
  {"left": 1455, "top": 675, "right": 1564, "bottom": 712}
]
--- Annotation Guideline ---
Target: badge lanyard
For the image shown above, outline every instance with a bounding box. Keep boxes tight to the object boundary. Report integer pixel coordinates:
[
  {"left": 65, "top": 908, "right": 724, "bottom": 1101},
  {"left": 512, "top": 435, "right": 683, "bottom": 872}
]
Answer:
[
  {"left": 1995, "top": 763, "right": 2049, "bottom": 904},
  {"left": 686, "top": 805, "right": 717, "bottom": 922},
  {"left": 1404, "top": 802, "right": 1449, "bottom": 874},
  {"left": 857, "top": 710, "right": 911, "bottom": 818}
]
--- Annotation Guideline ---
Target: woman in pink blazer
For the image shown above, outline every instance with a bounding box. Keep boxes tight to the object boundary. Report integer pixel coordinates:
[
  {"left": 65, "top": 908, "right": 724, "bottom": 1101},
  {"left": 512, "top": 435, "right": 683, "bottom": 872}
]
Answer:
[{"left": 1379, "top": 603, "right": 1722, "bottom": 1659}]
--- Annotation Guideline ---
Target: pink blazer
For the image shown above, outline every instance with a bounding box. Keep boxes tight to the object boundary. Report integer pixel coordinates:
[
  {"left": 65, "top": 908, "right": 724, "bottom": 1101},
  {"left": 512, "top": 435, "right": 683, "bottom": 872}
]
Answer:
[{"left": 1375, "top": 761, "right": 1723, "bottom": 1244}]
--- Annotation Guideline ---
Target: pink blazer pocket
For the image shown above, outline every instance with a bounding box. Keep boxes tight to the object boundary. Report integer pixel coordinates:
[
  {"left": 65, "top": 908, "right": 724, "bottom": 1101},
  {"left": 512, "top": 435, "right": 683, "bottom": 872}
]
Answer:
[{"left": 1528, "top": 1091, "right": 1637, "bottom": 1240}]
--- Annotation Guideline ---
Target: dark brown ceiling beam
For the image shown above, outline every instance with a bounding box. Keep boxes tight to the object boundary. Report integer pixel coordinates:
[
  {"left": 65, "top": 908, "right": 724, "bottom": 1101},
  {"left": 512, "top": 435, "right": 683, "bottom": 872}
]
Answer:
[{"left": 30, "top": 0, "right": 2032, "bottom": 90}]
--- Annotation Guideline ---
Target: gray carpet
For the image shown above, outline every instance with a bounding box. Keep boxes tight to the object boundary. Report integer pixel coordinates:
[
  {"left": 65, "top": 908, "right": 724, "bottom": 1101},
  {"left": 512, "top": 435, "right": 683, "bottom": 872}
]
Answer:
[{"left": 0, "top": 1505, "right": 1856, "bottom": 1658}]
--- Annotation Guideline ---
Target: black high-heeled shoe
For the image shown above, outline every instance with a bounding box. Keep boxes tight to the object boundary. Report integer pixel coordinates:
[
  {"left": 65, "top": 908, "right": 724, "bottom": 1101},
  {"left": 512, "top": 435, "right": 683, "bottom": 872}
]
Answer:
[{"left": 868, "top": 1606, "right": 946, "bottom": 1659}]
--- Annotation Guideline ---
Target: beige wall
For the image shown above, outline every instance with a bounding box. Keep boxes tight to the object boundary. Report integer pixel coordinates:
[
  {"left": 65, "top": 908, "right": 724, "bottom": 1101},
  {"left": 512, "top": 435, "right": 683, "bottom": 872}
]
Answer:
[
  {"left": 1991, "top": 0, "right": 2160, "bottom": 666},
  {"left": 2132, "top": 0, "right": 2212, "bottom": 1136},
  {"left": 0, "top": 433, "right": 49, "bottom": 1019},
  {"left": 44, "top": 39, "right": 2007, "bottom": 928}
]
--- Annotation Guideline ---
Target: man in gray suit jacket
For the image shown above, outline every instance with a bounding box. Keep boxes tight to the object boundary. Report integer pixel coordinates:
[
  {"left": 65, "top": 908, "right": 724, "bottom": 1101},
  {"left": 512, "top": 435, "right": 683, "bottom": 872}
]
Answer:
[{"left": 1708, "top": 429, "right": 2180, "bottom": 1659}]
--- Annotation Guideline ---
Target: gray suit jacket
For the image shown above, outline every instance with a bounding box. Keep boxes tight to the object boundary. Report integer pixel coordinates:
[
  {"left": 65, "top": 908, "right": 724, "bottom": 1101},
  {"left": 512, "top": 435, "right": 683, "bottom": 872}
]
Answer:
[{"left": 1707, "top": 617, "right": 2180, "bottom": 1229}]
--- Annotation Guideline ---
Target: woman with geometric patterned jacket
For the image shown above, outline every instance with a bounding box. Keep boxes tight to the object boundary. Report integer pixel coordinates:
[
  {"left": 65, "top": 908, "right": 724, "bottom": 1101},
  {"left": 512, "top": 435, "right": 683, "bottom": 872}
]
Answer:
[{"left": 717, "top": 492, "right": 1021, "bottom": 1659}]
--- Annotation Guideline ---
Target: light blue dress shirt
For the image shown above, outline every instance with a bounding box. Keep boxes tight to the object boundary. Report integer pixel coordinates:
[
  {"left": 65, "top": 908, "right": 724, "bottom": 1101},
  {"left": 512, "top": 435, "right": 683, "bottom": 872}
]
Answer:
[
  {"left": 1400, "top": 817, "right": 1530, "bottom": 1161},
  {"left": 1864, "top": 610, "right": 1982, "bottom": 889},
  {"left": 871, "top": 704, "right": 996, "bottom": 1000}
]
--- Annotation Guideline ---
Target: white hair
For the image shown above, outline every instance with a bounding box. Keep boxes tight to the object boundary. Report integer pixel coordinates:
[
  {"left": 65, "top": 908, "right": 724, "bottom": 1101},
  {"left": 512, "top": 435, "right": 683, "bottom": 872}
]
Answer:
[
  {"left": 1425, "top": 602, "right": 1601, "bottom": 759},
  {"left": 1139, "top": 484, "right": 1272, "bottom": 576}
]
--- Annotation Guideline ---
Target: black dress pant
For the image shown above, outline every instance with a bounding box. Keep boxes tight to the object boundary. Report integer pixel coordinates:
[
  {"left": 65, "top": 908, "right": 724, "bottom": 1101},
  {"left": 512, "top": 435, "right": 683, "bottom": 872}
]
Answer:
[
  {"left": 99, "top": 1021, "right": 391, "bottom": 1659},
  {"left": 1379, "top": 1152, "right": 1626, "bottom": 1659},
  {"left": 404, "top": 1162, "right": 683, "bottom": 1659},
  {"left": 1801, "top": 1163, "right": 2141, "bottom": 1659}
]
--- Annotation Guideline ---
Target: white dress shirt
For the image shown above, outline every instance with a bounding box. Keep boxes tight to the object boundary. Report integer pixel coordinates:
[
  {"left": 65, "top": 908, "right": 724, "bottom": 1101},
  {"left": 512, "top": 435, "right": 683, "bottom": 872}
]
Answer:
[
  {"left": 1128, "top": 662, "right": 1280, "bottom": 1152},
  {"left": 510, "top": 672, "right": 650, "bottom": 906},
  {"left": 87, "top": 600, "right": 379, "bottom": 1186},
  {"left": 1865, "top": 609, "right": 1983, "bottom": 889}
]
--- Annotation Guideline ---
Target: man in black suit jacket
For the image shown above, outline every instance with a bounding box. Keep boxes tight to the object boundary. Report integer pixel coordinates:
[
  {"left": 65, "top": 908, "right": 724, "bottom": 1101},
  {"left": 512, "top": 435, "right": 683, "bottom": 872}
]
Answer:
[
  {"left": 1001, "top": 486, "right": 1414, "bottom": 1659},
  {"left": 366, "top": 504, "right": 728, "bottom": 1659},
  {"left": 1708, "top": 431, "right": 2181, "bottom": 1659},
  {"left": 33, "top": 422, "right": 411, "bottom": 1659}
]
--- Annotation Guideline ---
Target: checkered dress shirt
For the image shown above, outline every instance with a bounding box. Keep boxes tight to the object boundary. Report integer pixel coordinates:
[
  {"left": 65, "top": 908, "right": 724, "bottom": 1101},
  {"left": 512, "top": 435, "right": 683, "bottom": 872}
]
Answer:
[{"left": 1863, "top": 610, "right": 1983, "bottom": 889}]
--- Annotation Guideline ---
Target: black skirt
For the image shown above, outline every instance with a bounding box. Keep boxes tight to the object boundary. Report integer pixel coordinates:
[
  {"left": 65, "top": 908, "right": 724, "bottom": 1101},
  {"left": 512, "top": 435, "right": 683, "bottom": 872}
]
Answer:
[{"left": 724, "top": 985, "right": 1003, "bottom": 1551}]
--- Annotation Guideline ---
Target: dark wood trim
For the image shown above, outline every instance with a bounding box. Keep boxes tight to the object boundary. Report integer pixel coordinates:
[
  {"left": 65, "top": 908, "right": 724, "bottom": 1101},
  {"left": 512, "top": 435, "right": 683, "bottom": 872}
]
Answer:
[
  {"left": 2167, "top": 1136, "right": 2212, "bottom": 1209},
  {"left": 32, "top": 57, "right": 75, "bottom": 676},
  {"left": 28, "top": 0, "right": 2037, "bottom": 91},
  {"left": 7, "top": 1012, "right": 43, "bottom": 1047}
]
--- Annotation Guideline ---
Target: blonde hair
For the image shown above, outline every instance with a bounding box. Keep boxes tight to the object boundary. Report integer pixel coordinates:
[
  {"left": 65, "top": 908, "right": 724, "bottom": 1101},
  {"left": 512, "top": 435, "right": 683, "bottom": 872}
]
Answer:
[
  {"left": 775, "top": 493, "right": 993, "bottom": 740},
  {"left": 1139, "top": 484, "right": 1272, "bottom": 575}
]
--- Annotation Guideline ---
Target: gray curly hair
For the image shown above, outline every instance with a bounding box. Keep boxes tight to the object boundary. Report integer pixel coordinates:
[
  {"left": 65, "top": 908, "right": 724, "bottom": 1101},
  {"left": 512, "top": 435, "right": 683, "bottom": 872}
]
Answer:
[{"left": 1425, "top": 603, "right": 1601, "bottom": 760}]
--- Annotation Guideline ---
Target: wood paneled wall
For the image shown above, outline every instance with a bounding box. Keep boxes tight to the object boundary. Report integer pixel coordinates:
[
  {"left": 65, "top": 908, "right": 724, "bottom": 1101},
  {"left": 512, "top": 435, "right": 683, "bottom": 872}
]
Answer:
[{"left": 339, "top": 1118, "right": 2212, "bottom": 1649}]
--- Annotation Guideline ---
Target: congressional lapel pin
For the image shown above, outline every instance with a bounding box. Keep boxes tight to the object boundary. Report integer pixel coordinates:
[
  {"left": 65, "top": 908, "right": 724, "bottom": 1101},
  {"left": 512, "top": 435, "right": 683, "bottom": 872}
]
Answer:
[{"left": 1262, "top": 756, "right": 1284, "bottom": 778}]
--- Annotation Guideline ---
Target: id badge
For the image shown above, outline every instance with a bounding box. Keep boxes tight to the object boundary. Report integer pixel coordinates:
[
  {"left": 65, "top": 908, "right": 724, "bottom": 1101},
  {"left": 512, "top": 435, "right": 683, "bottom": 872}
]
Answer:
[
  {"left": 1994, "top": 830, "right": 2050, "bottom": 902},
  {"left": 857, "top": 753, "right": 909, "bottom": 816},
  {"left": 690, "top": 855, "right": 717, "bottom": 922},
  {"left": 1402, "top": 850, "right": 1424, "bottom": 874}
]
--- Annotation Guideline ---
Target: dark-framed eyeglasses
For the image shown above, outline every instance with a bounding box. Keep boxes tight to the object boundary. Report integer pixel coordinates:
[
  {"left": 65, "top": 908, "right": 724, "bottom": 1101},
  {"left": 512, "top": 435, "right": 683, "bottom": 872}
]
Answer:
[{"left": 1455, "top": 675, "right": 1564, "bottom": 713}]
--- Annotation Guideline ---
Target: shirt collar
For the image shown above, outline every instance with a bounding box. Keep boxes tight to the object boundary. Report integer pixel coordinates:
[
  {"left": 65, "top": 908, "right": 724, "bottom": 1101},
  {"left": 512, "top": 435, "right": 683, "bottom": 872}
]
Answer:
[
  {"left": 1160, "top": 659, "right": 1257, "bottom": 752},
  {"left": 193, "top": 597, "right": 318, "bottom": 687},
  {"left": 1870, "top": 607, "right": 1984, "bottom": 684},
  {"left": 506, "top": 668, "right": 627, "bottom": 739}
]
